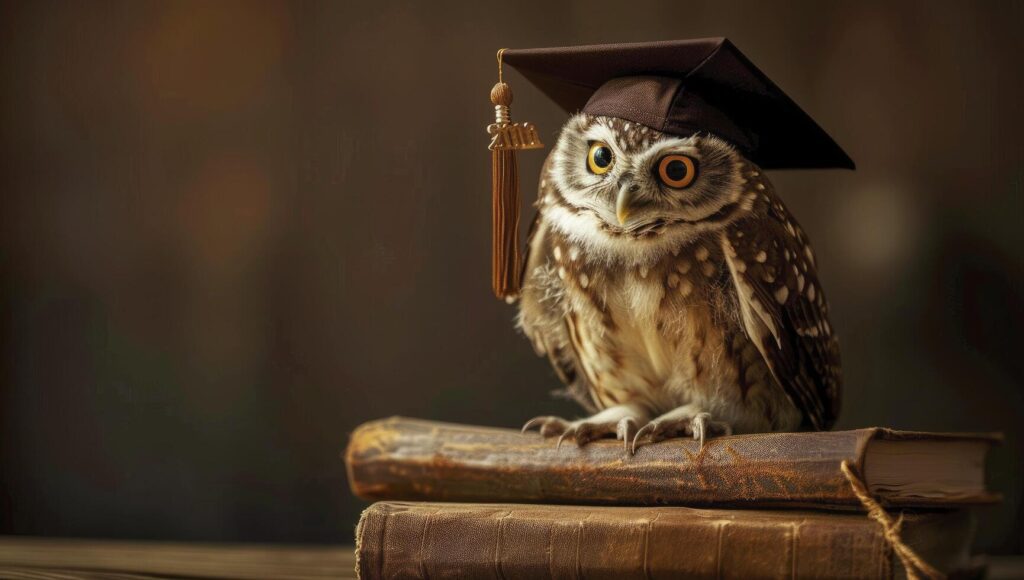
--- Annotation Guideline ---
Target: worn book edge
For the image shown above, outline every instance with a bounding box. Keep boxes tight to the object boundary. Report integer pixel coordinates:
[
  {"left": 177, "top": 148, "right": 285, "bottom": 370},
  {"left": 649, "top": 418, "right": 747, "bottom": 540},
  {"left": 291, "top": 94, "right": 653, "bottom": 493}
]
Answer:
[
  {"left": 354, "top": 501, "right": 978, "bottom": 580},
  {"left": 345, "top": 416, "right": 1001, "bottom": 509}
]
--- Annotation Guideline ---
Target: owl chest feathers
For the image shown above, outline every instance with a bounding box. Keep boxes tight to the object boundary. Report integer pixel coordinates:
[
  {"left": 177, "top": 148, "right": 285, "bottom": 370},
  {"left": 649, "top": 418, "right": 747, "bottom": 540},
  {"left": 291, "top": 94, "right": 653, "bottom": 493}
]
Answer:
[{"left": 541, "top": 230, "right": 753, "bottom": 415}]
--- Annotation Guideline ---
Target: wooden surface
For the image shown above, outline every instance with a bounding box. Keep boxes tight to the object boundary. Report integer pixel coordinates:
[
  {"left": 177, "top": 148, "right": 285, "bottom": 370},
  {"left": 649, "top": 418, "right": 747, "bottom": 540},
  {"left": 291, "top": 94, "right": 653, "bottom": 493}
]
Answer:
[
  {"left": 0, "top": 537, "right": 357, "bottom": 579},
  {"left": 0, "top": 535, "right": 1021, "bottom": 579}
]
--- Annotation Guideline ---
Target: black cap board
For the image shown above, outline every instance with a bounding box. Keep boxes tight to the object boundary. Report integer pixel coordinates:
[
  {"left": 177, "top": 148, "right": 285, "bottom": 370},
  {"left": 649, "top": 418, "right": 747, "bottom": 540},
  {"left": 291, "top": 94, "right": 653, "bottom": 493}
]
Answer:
[{"left": 501, "top": 38, "right": 855, "bottom": 170}]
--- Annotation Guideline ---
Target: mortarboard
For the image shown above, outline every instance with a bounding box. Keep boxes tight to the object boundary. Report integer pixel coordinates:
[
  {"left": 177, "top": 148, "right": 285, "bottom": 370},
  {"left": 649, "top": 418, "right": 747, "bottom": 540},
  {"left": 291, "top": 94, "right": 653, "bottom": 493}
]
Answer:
[{"left": 486, "top": 38, "right": 854, "bottom": 299}]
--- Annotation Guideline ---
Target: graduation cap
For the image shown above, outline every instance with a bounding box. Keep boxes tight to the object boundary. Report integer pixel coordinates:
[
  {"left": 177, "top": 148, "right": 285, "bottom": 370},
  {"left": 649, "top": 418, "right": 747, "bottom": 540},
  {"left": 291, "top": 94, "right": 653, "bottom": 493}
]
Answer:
[{"left": 486, "top": 38, "right": 854, "bottom": 300}]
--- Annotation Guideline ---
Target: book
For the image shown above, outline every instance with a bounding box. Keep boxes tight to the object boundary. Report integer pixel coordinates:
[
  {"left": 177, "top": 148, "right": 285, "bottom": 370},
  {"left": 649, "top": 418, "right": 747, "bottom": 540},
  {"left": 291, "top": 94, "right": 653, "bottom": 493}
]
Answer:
[
  {"left": 345, "top": 417, "right": 999, "bottom": 509},
  {"left": 355, "top": 501, "right": 978, "bottom": 579}
]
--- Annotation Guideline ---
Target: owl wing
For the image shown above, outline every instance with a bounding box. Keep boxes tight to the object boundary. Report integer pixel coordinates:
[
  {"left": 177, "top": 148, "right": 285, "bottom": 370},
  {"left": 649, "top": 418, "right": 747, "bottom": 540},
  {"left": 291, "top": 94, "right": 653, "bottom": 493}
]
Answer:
[
  {"left": 518, "top": 211, "right": 595, "bottom": 412},
  {"left": 720, "top": 203, "right": 842, "bottom": 430}
]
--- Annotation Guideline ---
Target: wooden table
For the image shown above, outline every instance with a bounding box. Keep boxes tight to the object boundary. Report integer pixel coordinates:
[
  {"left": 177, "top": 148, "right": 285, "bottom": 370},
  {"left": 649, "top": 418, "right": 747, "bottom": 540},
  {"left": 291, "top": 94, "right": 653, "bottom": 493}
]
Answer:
[
  {"left": 0, "top": 537, "right": 356, "bottom": 579},
  {"left": 3, "top": 536, "right": 1023, "bottom": 579}
]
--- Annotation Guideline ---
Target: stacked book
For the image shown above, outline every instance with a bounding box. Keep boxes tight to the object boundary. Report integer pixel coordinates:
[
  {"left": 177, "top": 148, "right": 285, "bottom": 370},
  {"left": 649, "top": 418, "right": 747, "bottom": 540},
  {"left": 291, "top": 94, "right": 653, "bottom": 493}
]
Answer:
[{"left": 344, "top": 417, "right": 998, "bottom": 579}]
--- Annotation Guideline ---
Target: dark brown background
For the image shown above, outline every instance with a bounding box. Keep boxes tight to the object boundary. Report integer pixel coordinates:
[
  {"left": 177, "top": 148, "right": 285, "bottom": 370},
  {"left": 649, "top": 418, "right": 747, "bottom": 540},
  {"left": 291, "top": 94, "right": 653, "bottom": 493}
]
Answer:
[{"left": 1, "top": 0, "right": 1021, "bottom": 553}]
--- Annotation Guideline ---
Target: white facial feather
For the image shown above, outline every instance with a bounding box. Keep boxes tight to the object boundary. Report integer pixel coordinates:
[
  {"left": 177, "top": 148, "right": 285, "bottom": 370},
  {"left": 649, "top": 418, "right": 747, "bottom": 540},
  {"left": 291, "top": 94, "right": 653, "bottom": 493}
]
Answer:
[{"left": 544, "top": 114, "right": 749, "bottom": 268}]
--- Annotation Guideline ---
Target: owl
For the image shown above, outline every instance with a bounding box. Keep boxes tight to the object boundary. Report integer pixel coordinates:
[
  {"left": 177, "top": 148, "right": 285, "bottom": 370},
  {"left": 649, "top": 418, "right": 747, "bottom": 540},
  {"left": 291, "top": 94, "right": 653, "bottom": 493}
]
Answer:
[{"left": 519, "top": 114, "right": 841, "bottom": 453}]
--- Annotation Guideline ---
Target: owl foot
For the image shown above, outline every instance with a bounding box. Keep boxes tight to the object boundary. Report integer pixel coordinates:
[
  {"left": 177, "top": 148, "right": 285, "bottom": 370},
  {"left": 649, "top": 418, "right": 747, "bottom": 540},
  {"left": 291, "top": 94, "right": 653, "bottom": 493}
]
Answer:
[
  {"left": 631, "top": 410, "right": 732, "bottom": 454},
  {"left": 522, "top": 407, "right": 645, "bottom": 451}
]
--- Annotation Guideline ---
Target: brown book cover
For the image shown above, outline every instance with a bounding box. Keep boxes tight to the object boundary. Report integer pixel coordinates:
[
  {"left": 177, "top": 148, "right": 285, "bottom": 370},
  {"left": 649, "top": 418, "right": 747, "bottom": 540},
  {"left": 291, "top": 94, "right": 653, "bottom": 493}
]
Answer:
[
  {"left": 345, "top": 417, "right": 999, "bottom": 509},
  {"left": 355, "top": 502, "right": 976, "bottom": 579}
]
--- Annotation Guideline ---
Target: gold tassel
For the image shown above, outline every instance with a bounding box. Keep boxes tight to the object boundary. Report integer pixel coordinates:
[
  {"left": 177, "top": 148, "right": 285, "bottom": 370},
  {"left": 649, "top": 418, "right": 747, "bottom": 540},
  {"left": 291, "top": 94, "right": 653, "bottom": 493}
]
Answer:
[
  {"left": 487, "top": 49, "right": 543, "bottom": 301},
  {"left": 490, "top": 115, "right": 520, "bottom": 300}
]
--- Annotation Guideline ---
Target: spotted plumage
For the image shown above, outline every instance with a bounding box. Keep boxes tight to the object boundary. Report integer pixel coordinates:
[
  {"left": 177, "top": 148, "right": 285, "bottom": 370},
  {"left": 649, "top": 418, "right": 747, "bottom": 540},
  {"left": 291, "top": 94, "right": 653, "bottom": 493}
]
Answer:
[{"left": 519, "top": 114, "right": 841, "bottom": 451}]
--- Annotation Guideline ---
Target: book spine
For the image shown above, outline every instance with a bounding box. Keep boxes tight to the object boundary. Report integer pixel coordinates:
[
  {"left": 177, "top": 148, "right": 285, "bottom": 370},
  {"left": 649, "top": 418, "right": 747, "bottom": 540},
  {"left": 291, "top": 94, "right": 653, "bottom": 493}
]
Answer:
[
  {"left": 345, "top": 417, "right": 874, "bottom": 508},
  {"left": 355, "top": 502, "right": 894, "bottom": 579}
]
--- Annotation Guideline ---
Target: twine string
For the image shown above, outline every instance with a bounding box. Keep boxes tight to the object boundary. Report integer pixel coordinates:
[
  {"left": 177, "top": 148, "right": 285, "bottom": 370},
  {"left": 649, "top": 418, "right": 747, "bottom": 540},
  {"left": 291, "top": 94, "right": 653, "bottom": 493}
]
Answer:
[{"left": 840, "top": 460, "right": 946, "bottom": 580}]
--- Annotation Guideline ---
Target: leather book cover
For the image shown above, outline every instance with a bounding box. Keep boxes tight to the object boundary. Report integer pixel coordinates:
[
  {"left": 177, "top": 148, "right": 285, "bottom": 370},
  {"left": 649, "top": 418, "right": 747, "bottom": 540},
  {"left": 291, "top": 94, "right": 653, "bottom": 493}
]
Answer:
[
  {"left": 344, "top": 417, "right": 999, "bottom": 509},
  {"left": 354, "top": 502, "right": 975, "bottom": 580}
]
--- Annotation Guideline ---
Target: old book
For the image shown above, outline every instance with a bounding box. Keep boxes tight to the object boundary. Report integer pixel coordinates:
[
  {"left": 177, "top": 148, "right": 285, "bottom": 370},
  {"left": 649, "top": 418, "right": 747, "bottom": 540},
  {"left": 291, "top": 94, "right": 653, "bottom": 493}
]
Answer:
[
  {"left": 355, "top": 501, "right": 977, "bottom": 579},
  {"left": 345, "top": 417, "right": 999, "bottom": 509}
]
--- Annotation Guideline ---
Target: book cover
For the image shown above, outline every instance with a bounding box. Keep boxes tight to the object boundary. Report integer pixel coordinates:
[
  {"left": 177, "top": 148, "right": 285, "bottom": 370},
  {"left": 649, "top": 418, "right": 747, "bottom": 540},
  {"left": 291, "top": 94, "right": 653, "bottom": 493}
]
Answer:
[
  {"left": 345, "top": 417, "right": 999, "bottom": 509},
  {"left": 355, "top": 502, "right": 976, "bottom": 580}
]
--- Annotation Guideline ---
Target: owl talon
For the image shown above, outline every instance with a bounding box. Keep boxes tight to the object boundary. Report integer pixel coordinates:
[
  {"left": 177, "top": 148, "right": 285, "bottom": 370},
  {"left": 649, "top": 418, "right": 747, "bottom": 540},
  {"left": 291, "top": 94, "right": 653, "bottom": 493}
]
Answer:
[
  {"left": 630, "top": 424, "right": 652, "bottom": 455},
  {"left": 691, "top": 412, "right": 733, "bottom": 449},
  {"left": 523, "top": 408, "right": 646, "bottom": 450},
  {"left": 616, "top": 417, "right": 638, "bottom": 453},
  {"left": 631, "top": 419, "right": 686, "bottom": 454},
  {"left": 521, "top": 417, "right": 544, "bottom": 434},
  {"left": 631, "top": 409, "right": 732, "bottom": 453},
  {"left": 521, "top": 415, "right": 571, "bottom": 437},
  {"left": 556, "top": 428, "right": 576, "bottom": 449}
]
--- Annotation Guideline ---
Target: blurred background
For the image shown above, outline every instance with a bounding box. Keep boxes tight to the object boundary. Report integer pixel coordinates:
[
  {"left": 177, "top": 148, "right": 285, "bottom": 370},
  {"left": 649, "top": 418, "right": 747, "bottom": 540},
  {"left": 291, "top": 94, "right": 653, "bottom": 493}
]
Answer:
[{"left": 1, "top": 0, "right": 1021, "bottom": 553}]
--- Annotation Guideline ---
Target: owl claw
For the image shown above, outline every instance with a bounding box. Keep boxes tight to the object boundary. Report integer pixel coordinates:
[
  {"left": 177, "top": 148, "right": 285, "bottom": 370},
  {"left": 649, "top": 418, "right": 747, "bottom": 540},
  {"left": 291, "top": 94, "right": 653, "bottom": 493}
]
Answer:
[
  {"left": 630, "top": 420, "right": 681, "bottom": 454},
  {"left": 629, "top": 428, "right": 646, "bottom": 455},
  {"left": 521, "top": 416, "right": 570, "bottom": 437},
  {"left": 616, "top": 417, "right": 638, "bottom": 452},
  {"left": 631, "top": 410, "right": 732, "bottom": 453},
  {"left": 522, "top": 412, "right": 644, "bottom": 450},
  {"left": 691, "top": 412, "right": 733, "bottom": 449}
]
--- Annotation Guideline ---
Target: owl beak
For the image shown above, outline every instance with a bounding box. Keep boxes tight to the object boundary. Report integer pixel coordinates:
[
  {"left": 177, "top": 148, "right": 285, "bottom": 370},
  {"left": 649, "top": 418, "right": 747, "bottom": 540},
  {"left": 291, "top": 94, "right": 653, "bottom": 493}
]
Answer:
[{"left": 616, "top": 182, "right": 637, "bottom": 226}]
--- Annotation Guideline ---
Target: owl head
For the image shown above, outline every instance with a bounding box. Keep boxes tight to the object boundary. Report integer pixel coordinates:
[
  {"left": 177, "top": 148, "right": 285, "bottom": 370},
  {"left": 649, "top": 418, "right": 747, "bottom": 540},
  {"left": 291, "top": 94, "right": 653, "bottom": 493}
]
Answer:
[{"left": 544, "top": 114, "right": 756, "bottom": 263}]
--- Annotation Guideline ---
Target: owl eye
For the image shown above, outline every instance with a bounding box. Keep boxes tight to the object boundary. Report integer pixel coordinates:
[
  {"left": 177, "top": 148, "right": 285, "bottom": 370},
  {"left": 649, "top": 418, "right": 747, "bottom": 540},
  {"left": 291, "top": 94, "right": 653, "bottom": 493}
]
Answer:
[
  {"left": 587, "top": 142, "right": 614, "bottom": 175},
  {"left": 656, "top": 154, "right": 698, "bottom": 188}
]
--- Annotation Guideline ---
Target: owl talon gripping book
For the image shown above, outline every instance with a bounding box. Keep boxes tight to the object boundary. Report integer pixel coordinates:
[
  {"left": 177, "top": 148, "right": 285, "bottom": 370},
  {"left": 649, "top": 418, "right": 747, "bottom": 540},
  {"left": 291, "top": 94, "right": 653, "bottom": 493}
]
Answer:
[{"left": 488, "top": 39, "right": 852, "bottom": 453}]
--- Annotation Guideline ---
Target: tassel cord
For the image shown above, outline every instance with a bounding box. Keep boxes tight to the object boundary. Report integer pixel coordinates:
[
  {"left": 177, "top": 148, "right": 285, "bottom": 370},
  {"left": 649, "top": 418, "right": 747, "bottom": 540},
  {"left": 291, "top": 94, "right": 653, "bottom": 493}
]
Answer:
[{"left": 840, "top": 460, "right": 946, "bottom": 580}]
